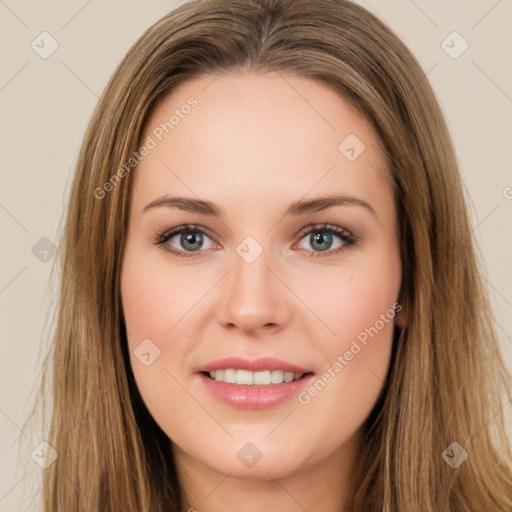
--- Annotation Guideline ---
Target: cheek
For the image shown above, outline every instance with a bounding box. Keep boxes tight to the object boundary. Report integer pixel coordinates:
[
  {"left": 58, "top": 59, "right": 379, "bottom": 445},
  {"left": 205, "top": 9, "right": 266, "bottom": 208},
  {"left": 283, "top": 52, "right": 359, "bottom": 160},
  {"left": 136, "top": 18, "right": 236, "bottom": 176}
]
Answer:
[
  {"left": 296, "top": 250, "right": 400, "bottom": 351},
  {"left": 294, "top": 254, "right": 400, "bottom": 416},
  {"left": 122, "top": 269, "right": 169, "bottom": 340},
  {"left": 121, "top": 256, "right": 201, "bottom": 434},
  {"left": 121, "top": 248, "right": 199, "bottom": 341}
]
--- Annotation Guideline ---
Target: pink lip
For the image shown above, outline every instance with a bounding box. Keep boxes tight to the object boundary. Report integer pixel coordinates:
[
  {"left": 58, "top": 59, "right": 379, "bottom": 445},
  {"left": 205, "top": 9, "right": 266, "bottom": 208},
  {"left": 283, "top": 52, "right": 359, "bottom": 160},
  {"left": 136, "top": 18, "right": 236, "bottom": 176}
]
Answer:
[
  {"left": 196, "top": 357, "right": 315, "bottom": 410},
  {"left": 199, "top": 373, "right": 315, "bottom": 409},
  {"left": 196, "top": 356, "right": 311, "bottom": 374}
]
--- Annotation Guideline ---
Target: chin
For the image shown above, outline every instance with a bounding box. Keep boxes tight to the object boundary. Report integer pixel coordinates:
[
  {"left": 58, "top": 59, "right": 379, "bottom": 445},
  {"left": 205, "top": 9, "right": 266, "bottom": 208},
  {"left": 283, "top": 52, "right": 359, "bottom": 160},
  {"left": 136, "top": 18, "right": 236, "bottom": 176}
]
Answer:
[{"left": 173, "top": 429, "right": 319, "bottom": 481}]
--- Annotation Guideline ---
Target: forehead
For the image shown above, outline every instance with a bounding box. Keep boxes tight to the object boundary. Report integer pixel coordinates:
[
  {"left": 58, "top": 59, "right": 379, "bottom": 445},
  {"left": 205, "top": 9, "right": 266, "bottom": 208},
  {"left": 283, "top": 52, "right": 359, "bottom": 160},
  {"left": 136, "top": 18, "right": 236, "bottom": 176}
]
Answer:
[{"left": 132, "top": 70, "right": 390, "bottom": 216}]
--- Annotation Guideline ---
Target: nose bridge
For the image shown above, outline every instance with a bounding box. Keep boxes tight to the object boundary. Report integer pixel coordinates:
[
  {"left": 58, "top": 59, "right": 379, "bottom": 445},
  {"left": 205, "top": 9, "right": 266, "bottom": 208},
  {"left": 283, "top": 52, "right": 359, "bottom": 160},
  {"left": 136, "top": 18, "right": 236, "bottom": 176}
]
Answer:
[
  {"left": 216, "top": 234, "right": 290, "bottom": 332},
  {"left": 233, "top": 238, "right": 272, "bottom": 292}
]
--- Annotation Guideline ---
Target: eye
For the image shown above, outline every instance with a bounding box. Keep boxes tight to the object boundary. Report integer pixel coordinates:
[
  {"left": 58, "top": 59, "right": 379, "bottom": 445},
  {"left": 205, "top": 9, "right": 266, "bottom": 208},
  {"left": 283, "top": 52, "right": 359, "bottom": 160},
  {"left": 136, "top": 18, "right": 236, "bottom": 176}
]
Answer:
[
  {"left": 294, "top": 223, "right": 356, "bottom": 258},
  {"left": 153, "top": 223, "right": 357, "bottom": 260},
  {"left": 152, "top": 224, "right": 217, "bottom": 259}
]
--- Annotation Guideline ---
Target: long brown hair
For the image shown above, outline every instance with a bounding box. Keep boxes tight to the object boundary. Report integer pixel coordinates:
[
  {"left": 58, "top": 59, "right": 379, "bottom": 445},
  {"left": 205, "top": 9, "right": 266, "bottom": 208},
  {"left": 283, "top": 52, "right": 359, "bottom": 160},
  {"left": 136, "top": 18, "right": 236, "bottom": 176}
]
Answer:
[{"left": 28, "top": 0, "right": 512, "bottom": 510}]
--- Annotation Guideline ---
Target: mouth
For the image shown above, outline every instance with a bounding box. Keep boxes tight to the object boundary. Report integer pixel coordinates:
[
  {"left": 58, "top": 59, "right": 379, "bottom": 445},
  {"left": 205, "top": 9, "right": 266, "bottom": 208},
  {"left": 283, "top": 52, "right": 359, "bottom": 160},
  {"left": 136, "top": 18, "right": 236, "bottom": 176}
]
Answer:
[
  {"left": 197, "top": 357, "right": 316, "bottom": 409},
  {"left": 201, "top": 369, "right": 314, "bottom": 386}
]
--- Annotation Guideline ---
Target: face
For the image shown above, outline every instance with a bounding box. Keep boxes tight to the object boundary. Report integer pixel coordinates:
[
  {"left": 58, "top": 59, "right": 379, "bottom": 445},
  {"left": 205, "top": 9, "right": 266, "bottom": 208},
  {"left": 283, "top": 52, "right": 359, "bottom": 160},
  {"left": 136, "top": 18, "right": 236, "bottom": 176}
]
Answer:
[{"left": 120, "top": 70, "right": 402, "bottom": 482}]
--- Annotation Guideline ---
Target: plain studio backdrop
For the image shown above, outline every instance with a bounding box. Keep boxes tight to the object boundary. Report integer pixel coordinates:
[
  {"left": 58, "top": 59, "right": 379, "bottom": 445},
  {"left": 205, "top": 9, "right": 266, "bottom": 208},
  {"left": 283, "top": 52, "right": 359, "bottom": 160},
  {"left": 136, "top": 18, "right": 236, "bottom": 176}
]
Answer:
[{"left": 0, "top": 1, "right": 511, "bottom": 510}]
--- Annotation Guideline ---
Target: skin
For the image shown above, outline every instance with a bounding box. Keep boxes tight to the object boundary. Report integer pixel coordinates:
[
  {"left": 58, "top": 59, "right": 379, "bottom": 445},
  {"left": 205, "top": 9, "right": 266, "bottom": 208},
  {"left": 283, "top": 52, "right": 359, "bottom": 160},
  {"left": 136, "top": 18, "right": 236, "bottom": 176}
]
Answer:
[{"left": 120, "top": 69, "right": 403, "bottom": 512}]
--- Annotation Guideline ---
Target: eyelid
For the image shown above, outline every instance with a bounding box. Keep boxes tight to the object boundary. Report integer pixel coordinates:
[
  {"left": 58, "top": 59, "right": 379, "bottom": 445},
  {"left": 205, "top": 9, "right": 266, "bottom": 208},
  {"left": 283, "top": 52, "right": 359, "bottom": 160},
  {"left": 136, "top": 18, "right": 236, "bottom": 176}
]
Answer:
[
  {"left": 295, "top": 223, "right": 354, "bottom": 242},
  {"left": 154, "top": 223, "right": 218, "bottom": 245}
]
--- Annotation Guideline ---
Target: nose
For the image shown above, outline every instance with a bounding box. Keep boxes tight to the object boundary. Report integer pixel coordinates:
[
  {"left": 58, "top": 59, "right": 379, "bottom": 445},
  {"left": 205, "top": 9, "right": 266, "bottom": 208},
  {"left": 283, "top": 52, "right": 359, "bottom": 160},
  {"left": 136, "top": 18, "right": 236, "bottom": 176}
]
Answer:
[{"left": 215, "top": 245, "right": 292, "bottom": 336}]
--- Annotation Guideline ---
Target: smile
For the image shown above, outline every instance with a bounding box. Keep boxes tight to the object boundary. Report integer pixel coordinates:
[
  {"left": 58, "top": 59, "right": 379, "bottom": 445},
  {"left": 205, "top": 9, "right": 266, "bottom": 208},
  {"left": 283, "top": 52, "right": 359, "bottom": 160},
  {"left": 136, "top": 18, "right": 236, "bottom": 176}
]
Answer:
[{"left": 205, "top": 369, "right": 307, "bottom": 385}]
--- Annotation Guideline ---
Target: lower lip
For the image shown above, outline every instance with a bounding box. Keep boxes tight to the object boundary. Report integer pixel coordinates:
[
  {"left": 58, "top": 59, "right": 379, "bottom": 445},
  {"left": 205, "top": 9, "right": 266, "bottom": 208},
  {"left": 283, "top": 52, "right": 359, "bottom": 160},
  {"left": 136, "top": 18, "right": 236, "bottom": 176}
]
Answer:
[{"left": 198, "top": 373, "right": 315, "bottom": 409}]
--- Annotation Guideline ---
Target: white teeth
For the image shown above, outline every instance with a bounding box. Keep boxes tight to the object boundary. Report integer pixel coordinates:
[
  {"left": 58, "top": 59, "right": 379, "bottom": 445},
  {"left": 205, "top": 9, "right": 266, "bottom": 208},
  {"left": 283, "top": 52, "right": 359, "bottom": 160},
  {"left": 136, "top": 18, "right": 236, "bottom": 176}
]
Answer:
[
  {"left": 236, "top": 369, "right": 253, "bottom": 385},
  {"left": 253, "top": 370, "right": 271, "bottom": 385},
  {"left": 223, "top": 368, "right": 236, "bottom": 384},
  {"left": 207, "top": 369, "right": 305, "bottom": 385},
  {"left": 271, "top": 370, "right": 284, "bottom": 384},
  {"left": 284, "top": 372, "right": 294, "bottom": 383}
]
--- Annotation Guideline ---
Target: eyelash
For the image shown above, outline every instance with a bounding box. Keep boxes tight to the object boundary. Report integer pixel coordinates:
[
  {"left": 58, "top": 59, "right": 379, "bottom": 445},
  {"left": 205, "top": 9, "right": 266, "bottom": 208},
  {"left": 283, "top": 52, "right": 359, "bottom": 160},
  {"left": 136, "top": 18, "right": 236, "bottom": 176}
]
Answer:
[{"left": 152, "top": 223, "right": 357, "bottom": 260}]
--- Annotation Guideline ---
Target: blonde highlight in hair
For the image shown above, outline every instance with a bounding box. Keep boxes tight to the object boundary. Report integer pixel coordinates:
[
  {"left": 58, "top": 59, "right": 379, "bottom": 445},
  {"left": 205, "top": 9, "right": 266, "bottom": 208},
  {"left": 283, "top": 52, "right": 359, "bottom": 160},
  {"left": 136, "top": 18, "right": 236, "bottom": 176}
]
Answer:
[{"left": 29, "top": 0, "right": 512, "bottom": 510}]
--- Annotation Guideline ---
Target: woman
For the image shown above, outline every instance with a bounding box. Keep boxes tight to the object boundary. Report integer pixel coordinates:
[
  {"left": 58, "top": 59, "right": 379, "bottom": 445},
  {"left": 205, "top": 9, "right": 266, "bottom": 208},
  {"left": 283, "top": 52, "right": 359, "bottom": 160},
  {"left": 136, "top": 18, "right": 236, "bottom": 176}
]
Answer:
[{"left": 32, "top": 0, "right": 512, "bottom": 510}]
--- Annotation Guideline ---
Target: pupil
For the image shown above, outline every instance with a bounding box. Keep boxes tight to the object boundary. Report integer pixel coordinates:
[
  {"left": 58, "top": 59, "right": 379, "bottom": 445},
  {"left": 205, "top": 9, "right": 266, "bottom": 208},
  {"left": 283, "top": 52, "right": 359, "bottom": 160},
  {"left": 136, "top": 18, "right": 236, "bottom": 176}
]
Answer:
[
  {"left": 182, "top": 232, "right": 202, "bottom": 251},
  {"left": 312, "top": 232, "right": 332, "bottom": 251}
]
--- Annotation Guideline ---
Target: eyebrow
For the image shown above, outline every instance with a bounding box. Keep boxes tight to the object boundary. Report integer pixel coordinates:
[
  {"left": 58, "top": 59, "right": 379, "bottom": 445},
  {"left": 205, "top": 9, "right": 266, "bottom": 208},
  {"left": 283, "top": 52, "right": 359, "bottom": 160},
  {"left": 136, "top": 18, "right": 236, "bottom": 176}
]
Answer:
[{"left": 143, "top": 194, "right": 377, "bottom": 218}]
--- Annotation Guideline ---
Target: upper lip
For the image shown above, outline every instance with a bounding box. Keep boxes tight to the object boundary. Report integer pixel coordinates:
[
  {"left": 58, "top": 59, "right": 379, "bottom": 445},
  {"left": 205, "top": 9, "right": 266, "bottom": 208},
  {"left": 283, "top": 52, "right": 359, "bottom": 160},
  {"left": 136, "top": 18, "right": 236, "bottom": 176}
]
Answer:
[{"left": 196, "top": 357, "right": 313, "bottom": 374}]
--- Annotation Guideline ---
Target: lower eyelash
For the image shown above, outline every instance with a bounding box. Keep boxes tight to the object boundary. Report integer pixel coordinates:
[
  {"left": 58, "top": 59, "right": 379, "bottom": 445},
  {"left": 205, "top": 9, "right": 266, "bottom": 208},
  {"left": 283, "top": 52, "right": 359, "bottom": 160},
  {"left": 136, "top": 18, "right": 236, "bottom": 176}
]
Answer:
[{"left": 152, "top": 223, "right": 357, "bottom": 259}]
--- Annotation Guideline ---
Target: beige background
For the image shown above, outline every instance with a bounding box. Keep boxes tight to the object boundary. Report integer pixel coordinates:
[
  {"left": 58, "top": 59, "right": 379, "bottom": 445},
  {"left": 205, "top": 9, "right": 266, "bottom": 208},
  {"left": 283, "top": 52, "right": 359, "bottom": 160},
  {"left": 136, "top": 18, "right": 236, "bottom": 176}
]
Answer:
[{"left": 1, "top": 0, "right": 511, "bottom": 509}]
